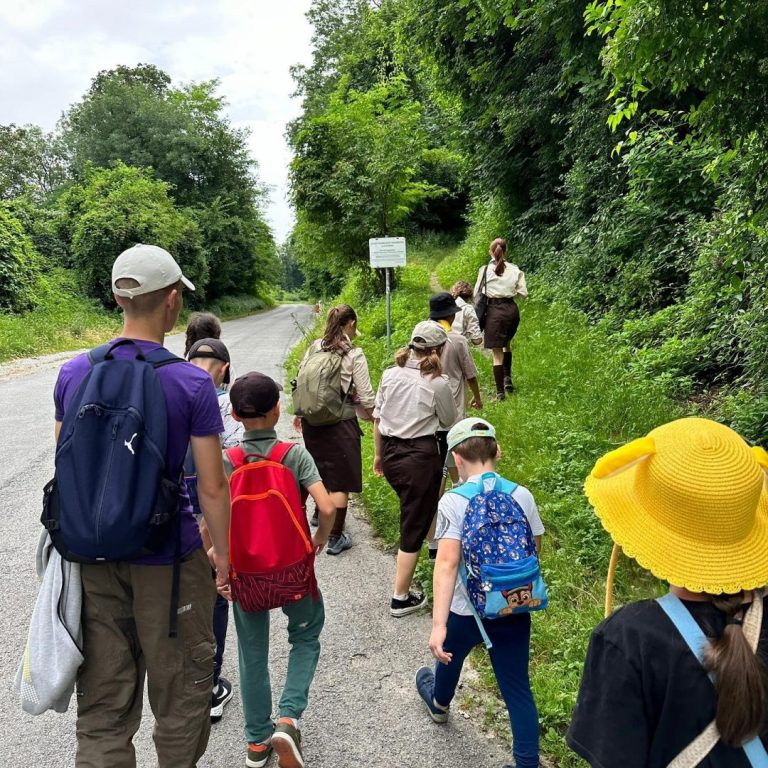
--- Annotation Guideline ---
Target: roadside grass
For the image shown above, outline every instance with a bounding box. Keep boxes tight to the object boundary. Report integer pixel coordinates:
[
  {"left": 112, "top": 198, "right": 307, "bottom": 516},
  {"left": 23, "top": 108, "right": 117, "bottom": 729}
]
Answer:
[
  {"left": 287, "top": 242, "right": 690, "bottom": 765},
  {"left": 0, "top": 267, "right": 274, "bottom": 363}
]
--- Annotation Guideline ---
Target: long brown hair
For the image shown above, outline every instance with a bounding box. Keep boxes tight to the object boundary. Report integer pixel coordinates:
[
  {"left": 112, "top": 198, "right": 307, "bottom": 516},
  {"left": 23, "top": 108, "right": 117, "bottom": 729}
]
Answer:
[
  {"left": 703, "top": 591, "right": 768, "bottom": 746},
  {"left": 489, "top": 238, "right": 507, "bottom": 276},
  {"left": 322, "top": 304, "right": 356, "bottom": 354},
  {"left": 394, "top": 346, "right": 443, "bottom": 378},
  {"left": 185, "top": 312, "right": 222, "bottom": 355}
]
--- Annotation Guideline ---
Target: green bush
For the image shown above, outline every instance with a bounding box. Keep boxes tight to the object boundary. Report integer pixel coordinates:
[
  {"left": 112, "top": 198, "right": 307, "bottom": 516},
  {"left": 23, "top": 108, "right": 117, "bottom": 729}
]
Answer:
[
  {"left": 58, "top": 163, "right": 206, "bottom": 306},
  {"left": 0, "top": 203, "right": 41, "bottom": 312}
]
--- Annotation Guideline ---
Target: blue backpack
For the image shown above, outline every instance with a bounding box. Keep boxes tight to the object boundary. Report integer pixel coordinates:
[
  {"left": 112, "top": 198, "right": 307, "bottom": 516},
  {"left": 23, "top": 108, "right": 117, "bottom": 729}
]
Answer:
[
  {"left": 450, "top": 473, "right": 548, "bottom": 632},
  {"left": 42, "top": 340, "right": 184, "bottom": 563}
]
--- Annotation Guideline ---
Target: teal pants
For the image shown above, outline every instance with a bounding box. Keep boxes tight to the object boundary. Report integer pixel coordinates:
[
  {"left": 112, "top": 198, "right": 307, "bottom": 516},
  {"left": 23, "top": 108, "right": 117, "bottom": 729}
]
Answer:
[{"left": 234, "top": 594, "right": 325, "bottom": 744}]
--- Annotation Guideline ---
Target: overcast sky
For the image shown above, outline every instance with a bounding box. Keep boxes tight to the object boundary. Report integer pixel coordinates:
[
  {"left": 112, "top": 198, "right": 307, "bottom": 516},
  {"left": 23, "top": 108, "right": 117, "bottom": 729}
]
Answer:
[{"left": 0, "top": 0, "right": 314, "bottom": 242}]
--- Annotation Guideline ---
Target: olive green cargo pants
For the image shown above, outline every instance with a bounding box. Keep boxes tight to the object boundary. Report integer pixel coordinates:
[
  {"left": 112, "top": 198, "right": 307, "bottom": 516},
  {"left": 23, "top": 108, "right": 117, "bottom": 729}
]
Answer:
[{"left": 75, "top": 547, "right": 216, "bottom": 768}]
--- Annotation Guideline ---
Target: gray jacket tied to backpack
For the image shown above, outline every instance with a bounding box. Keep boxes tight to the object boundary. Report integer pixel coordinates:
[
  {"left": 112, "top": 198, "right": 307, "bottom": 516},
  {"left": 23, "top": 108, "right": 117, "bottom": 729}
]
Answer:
[{"left": 15, "top": 529, "right": 83, "bottom": 714}]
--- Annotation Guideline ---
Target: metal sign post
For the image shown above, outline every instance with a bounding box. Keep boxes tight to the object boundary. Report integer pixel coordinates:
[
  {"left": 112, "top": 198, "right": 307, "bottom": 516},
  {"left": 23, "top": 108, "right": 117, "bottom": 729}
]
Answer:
[{"left": 369, "top": 237, "right": 407, "bottom": 355}]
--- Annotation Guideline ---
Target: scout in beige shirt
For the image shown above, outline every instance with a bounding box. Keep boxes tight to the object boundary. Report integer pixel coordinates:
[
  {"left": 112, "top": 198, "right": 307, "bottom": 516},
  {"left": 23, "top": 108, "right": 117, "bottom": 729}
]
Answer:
[{"left": 373, "top": 322, "right": 458, "bottom": 619}]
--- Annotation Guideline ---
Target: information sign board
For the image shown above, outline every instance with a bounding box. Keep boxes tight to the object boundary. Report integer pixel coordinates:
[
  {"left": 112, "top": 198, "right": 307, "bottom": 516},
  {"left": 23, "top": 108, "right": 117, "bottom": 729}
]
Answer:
[{"left": 369, "top": 237, "right": 407, "bottom": 268}]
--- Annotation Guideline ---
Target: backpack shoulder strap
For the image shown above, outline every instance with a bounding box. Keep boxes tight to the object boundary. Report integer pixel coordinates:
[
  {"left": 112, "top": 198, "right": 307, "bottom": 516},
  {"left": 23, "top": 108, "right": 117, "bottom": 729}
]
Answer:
[
  {"left": 497, "top": 477, "right": 519, "bottom": 495},
  {"left": 657, "top": 592, "right": 768, "bottom": 768},
  {"left": 145, "top": 347, "right": 184, "bottom": 369},
  {"left": 225, "top": 446, "right": 246, "bottom": 469},
  {"left": 448, "top": 481, "right": 481, "bottom": 501},
  {"left": 87, "top": 343, "right": 112, "bottom": 366},
  {"left": 268, "top": 442, "right": 296, "bottom": 464}
]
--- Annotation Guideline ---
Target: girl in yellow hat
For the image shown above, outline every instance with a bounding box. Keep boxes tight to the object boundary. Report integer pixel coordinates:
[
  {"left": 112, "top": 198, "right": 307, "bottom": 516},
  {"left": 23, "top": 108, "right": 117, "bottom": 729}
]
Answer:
[{"left": 567, "top": 417, "right": 768, "bottom": 767}]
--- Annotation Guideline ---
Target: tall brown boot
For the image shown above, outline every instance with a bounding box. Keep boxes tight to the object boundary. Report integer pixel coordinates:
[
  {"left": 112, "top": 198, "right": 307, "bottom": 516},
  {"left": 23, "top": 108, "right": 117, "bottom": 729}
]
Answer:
[
  {"left": 493, "top": 364, "right": 506, "bottom": 401},
  {"left": 502, "top": 351, "right": 513, "bottom": 392}
]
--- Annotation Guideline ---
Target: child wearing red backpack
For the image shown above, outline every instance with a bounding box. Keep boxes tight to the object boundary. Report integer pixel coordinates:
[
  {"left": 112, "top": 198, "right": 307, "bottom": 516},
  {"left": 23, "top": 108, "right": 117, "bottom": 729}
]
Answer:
[{"left": 225, "top": 372, "right": 336, "bottom": 768}]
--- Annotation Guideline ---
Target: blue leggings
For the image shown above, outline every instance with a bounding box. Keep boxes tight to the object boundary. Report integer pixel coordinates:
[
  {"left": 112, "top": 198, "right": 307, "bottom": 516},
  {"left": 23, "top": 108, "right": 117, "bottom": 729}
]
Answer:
[{"left": 433, "top": 611, "right": 539, "bottom": 768}]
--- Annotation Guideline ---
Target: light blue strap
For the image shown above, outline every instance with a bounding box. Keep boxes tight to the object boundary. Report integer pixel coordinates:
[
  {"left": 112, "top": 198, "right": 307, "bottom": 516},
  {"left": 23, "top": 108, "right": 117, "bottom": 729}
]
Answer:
[
  {"left": 460, "top": 560, "right": 493, "bottom": 650},
  {"left": 656, "top": 593, "right": 712, "bottom": 679},
  {"left": 744, "top": 738, "right": 768, "bottom": 767},
  {"left": 657, "top": 593, "right": 768, "bottom": 766}
]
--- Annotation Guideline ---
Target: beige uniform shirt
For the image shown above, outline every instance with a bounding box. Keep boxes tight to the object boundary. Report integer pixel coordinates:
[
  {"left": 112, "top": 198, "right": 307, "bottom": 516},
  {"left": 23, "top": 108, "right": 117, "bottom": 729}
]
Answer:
[
  {"left": 475, "top": 260, "right": 528, "bottom": 299},
  {"left": 373, "top": 360, "right": 457, "bottom": 439},
  {"left": 304, "top": 337, "right": 376, "bottom": 410},
  {"left": 430, "top": 320, "right": 477, "bottom": 422},
  {"left": 451, "top": 297, "right": 483, "bottom": 345}
]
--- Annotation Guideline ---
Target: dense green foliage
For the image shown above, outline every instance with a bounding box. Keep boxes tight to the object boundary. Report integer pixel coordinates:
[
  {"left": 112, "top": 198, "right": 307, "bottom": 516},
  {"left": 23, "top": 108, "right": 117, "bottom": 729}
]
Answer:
[
  {"left": 0, "top": 204, "right": 41, "bottom": 313},
  {"left": 0, "top": 64, "right": 277, "bottom": 339},
  {"left": 290, "top": 0, "right": 768, "bottom": 444}
]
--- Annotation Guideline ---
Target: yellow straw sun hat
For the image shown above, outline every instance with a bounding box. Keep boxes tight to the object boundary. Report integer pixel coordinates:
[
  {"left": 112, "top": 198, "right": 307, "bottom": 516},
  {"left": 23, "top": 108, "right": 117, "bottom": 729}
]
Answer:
[{"left": 585, "top": 417, "right": 768, "bottom": 596}]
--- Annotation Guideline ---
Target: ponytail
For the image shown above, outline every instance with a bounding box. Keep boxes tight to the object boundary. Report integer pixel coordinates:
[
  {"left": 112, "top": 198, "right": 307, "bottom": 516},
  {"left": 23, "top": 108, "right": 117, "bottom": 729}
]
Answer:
[
  {"left": 704, "top": 592, "right": 768, "bottom": 746},
  {"left": 322, "top": 304, "right": 356, "bottom": 353},
  {"left": 394, "top": 346, "right": 443, "bottom": 378},
  {"left": 419, "top": 349, "right": 443, "bottom": 378},
  {"left": 489, "top": 237, "right": 507, "bottom": 276},
  {"left": 395, "top": 347, "right": 410, "bottom": 367}
]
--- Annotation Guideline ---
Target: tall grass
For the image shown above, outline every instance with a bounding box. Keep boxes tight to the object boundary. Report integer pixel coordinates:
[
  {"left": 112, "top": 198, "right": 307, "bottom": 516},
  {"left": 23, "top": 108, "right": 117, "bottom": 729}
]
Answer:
[{"left": 287, "top": 243, "right": 691, "bottom": 765}]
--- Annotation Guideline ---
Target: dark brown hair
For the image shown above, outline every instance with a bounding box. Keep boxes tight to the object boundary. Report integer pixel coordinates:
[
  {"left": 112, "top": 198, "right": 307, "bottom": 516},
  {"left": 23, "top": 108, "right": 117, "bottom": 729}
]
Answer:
[
  {"left": 703, "top": 591, "right": 768, "bottom": 746},
  {"left": 185, "top": 312, "right": 222, "bottom": 355},
  {"left": 322, "top": 304, "right": 357, "bottom": 354},
  {"left": 450, "top": 281, "right": 474, "bottom": 302},
  {"left": 452, "top": 432, "right": 498, "bottom": 463},
  {"left": 115, "top": 279, "right": 180, "bottom": 317},
  {"left": 395, "top": 346, "right": 442, "bottom": 378},
  {"left": 489, "top": 238, "right": 507, "bottom": 276}
]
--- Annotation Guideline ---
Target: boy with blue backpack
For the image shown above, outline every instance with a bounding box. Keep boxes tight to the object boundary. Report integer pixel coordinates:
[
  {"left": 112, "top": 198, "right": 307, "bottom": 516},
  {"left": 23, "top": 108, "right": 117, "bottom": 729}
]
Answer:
[
  {"left": 415, "top": 417, "right": 544, "bottom": 768},
  {"left": 49, "top": 244, "right": 231, "bottom": 768}
]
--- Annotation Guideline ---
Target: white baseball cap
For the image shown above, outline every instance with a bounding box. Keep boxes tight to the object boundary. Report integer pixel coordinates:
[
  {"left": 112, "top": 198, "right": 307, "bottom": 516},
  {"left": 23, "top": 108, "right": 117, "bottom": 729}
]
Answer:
[{"left": 112, "top": 244, "right": 195, "bottom": 298}]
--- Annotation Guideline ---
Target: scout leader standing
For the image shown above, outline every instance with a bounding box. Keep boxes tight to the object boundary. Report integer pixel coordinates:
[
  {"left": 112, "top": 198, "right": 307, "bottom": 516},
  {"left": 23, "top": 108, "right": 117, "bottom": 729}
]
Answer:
[{"left": 49, "top": 244, "right": 231, "bottom": 768}]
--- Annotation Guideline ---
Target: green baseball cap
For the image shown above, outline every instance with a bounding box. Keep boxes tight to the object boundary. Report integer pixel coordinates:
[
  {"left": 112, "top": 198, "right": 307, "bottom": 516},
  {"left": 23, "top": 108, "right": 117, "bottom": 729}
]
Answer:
[{"left": 447, "top": 417, "right": 497, "bottom": 451}]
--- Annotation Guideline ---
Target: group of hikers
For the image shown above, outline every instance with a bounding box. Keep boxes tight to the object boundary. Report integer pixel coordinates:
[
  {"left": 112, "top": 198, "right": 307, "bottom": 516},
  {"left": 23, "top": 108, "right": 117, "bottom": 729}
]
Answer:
[{"left": 18, "top": 237, "right": 768, "bottom": 768}]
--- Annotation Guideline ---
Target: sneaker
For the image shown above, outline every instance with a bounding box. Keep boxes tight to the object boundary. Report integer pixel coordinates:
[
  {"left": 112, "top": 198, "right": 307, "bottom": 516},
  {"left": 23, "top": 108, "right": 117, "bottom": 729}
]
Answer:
[
  {"left": 271, "top": 718, "right": 304, "bottom": 768},
  {"left": 211, "top": 676, "right": 234, "bottom": 722},
  {"left": 246, "top": 742, "right": 273, "bottom": 768},
  {"left": 390, "top": 591, "right": 427, "bottom": 617},
  {"left": 415, "top": 666, "right": 449, "bottom": 723},
  {"left": 495, "top": 392, "right": 506, "bottom": 402},
  {"left": 310, "top": 509, "right": 318, "bottom": 527},
  {"left": 504, "top": 376, "right": 514, "bottom": 393},
  {"left": 326, "top": 531, "right": 352, "bottom": 555}
]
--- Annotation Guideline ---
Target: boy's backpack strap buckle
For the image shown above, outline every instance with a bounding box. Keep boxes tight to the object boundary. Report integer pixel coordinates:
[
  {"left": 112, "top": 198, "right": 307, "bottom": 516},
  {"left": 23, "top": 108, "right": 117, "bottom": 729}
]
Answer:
[
  {"left": 42, "top": 518, "right": 59, "bottom": 532},
  {"left": 150, "top": 512, "right": 171, "bottom": 526}
]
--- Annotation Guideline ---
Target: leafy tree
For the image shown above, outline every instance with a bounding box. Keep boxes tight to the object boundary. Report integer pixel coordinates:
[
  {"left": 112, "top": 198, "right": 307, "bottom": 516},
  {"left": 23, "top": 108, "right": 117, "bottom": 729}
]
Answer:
[
  {"left": 0, "top": 204, "right": 41, "bottom": 312},
  {"left": 62, "top": 64, "right": 277, "bottom": 301},
  {"left": 58, "top": 163, "right": 205, "bottom": 305},
  {"left": 0, "top": 124, "right": 68, "bottom": 200}
]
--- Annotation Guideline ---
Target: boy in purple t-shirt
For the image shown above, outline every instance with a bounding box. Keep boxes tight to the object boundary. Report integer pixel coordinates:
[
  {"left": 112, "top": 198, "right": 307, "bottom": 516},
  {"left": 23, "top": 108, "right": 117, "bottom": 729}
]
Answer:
[{"left": 53, "top": 244, "right": 231, "bottom": 768}]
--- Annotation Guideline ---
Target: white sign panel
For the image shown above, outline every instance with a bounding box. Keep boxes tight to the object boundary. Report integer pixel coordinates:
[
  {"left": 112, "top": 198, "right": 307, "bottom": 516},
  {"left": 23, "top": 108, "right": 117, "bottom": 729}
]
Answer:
[{"left": 369, "top": 237, "right": 407, "bottom": 268}]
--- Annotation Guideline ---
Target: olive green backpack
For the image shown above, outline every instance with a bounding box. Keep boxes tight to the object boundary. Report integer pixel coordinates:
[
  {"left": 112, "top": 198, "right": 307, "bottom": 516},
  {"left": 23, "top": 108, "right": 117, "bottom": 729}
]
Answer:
[{"left": 293, "top": 346, "right": 348, "bottom": 426}]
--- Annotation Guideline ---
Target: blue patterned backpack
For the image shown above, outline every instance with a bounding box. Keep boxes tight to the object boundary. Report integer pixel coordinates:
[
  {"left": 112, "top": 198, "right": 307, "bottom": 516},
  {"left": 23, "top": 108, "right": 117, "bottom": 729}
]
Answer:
[{"left": 450, "top": 473, "right": 548, "bottom": 632}]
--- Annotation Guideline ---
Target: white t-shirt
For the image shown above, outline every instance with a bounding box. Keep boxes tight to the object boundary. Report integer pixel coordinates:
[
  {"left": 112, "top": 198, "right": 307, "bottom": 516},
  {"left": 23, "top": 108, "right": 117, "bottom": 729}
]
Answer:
[
  {"left": 217, "top": 389, "right": 244, "bottom": 449},
  {"left": 434, "top": 473, "right": 545, "bottom": 616}
]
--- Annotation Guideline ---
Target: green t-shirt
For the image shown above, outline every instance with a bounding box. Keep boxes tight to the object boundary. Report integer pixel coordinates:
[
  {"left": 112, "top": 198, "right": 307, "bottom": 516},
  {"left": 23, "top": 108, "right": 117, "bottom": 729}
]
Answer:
[{"left": 222, "top": 428, "right": 321, "bottom": 497}]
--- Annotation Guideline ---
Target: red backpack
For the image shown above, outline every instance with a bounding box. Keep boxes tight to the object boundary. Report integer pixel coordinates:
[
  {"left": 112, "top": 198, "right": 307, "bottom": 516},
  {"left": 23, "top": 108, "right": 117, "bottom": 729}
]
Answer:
[{"left": 226, "top": 443, "right": 318, "bottom": 612}]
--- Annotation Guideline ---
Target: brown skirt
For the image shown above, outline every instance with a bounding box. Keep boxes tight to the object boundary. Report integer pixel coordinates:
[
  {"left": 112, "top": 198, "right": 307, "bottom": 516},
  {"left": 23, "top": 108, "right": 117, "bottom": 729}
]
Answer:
[
  {"left": 483, "top": 299, "right": 520, "bottom": 349},
  {"left": 301, "top": 417, "right": 363, "bottom": 494}
]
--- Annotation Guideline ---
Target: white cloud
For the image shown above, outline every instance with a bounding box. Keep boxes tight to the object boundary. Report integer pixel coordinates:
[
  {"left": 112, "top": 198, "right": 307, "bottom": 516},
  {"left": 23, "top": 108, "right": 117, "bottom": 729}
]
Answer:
[{"left": 0, "top": 0, "right": 314, "bottom": 241}]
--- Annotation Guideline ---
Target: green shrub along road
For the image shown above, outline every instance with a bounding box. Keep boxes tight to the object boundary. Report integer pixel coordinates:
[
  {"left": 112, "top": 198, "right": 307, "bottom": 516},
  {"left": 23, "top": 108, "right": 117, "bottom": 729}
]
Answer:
[{"left": 288, "top": 241, "right": 692, "bottom": 765}]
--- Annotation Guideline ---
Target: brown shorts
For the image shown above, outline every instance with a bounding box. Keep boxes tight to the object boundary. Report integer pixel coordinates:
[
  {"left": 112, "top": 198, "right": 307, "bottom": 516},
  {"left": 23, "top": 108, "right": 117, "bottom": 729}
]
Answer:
[
  {"left": 301, "top": 417, "right": 363, "bottom": 493},
  {"left": 483, "top": 299, "right": 520, "bottom": 349},
  {"left": 381, "top": 435, "right": 443, "bottom": 553}
]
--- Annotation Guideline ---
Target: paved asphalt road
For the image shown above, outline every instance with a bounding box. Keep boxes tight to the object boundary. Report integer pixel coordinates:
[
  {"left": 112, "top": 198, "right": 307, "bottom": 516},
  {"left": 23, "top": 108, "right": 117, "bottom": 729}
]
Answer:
[{"left": 0, "top": 304, "right": 510, "bottom": 767}]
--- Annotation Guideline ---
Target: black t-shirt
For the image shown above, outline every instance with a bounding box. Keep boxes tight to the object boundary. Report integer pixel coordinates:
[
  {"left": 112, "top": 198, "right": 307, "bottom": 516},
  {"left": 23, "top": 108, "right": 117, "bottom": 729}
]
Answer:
[{"left": 567, "top": 597, "right": 768, "bottom": 768}]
